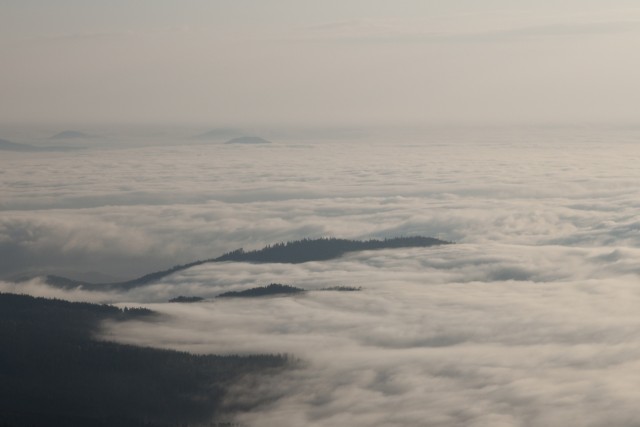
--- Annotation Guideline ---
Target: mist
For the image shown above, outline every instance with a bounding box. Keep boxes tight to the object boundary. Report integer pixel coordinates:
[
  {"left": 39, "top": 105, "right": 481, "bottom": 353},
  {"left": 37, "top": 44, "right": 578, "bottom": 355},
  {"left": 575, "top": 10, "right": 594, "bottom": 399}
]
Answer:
[
  {"left": 3, "top": 126, "right": 639, "bottom": 280},
  {"left": 3, "top": 124, "right": 640, "bottom": 425},
  {"left": 2, "top": 2, "right": 640, "bottom": 126}
]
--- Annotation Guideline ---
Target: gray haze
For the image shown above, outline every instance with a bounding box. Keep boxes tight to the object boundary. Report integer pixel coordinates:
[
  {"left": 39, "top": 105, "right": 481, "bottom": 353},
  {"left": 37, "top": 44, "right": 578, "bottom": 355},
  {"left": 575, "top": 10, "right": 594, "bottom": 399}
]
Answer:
[{"left": 2, "top": 1, "right": 640, "bottom": 126}]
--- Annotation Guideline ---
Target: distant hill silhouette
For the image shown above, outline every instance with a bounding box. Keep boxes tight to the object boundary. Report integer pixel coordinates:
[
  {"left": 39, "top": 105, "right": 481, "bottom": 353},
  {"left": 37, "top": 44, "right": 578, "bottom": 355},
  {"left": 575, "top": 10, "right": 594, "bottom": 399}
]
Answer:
[
  {"left": 0, "top": 138, "right": 40, "bottom": 151},
  {"left": 319, "top": 286, "right": 362, "bottom": 292},
  {"left": 43, "top": 236, "right": 451, "bottom": 290},
  {"left": 225, "top": 136, "right": 271, "bottom": 145},
  {"left": 50, "top": 130, "right": 92, "bottom": 139},
  {"left": 215, "top": 284, "right": 362, "bottom": 299},
  {"left": 217, "top": 283, "right": 305, "bottom": 298},
  {"left": 169, "top": 295, "right": 205, "bottom": 303},
  {"left": 0, "top": 137, "right": 79, "bottom": 152},
  {"left": 193, "top": 128, "right": 243, "bottom": 140}
]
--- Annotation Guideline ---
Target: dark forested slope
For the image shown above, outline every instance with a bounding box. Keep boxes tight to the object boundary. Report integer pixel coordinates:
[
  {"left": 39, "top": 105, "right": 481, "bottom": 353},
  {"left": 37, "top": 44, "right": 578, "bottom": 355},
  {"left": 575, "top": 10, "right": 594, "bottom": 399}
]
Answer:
[
  {"left": 217, "top": 283, "right": 305, "bottom": 298},
  {"left": 44, "top": 236, "right": 450, "bottom": 290},
  {"left": 0, "top": 293, "right": 288, "bottom": 427},
  {"left": 216, "top": 236, "right": 447, "bottom": 263}
]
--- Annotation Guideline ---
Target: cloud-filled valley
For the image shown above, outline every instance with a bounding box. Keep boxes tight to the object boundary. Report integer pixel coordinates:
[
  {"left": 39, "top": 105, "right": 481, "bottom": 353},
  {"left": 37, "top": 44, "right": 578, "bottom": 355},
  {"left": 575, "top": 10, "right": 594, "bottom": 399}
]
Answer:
[
  {"left": 99, "top": 245, "right": 640, "bottom": 426},
  {"left": 2, "top": 126, "right": 640, "bottom": 425}
]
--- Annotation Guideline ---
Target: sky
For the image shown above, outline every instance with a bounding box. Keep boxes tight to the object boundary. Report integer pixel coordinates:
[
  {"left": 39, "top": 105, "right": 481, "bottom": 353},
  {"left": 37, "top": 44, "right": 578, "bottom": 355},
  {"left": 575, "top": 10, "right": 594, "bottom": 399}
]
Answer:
[{"left": 2, "top": 1, "right": 640, "bottom": 126}]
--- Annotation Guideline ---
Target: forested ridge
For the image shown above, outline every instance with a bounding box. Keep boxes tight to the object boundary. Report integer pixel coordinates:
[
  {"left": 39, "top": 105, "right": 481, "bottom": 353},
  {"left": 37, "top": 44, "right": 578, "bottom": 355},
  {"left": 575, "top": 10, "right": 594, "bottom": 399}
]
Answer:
[
  {"left": 217, "top": 283, "right": 305, "bottom": 298},
  {"left": 215, "top": 284, "right": 363, "bottom": 299},
  {"left": 216, "top": 236, "right": 447, "bottom": 263},
  {"left": 44, "top": 236, "right": 450, "bottom": 290},
  {"left": 0, "top": 293, "right": 289, "bottom": 427}
]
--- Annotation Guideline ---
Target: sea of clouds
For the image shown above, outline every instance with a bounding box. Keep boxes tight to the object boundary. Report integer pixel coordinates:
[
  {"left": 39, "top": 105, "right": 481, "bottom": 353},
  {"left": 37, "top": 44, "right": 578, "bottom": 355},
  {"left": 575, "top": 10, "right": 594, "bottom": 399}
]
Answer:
[{"left": 2, "top": 126, "right": 640, "bottom": 425}]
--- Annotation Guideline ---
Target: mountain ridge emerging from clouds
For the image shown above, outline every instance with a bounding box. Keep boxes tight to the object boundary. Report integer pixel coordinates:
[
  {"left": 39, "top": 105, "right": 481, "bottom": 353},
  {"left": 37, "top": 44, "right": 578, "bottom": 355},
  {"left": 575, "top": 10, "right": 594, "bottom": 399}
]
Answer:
[
  {"left": 215, "top": 283, "right": 363, "bottom": 299},
  {"left": 43, "top": 236, "right": 451, "bottom": 290},
  {"left": 0, "top": 138, "right": 42, "bottom": 151},
  {"left": 217, "top": 283, "right": 305, "bottom": 298},
  {"left": 0, "top": 292, "right": 289, "bottom": 427},
  {"left": 0, "top": 137, "right": 81, "bottom": 152},
  {"left": 50, "top": 130, "right": 93, "bottom": 139},
  {"left": 192, "top": 128, "right": 243, "bottom": 140},
  {"left": 225, "top": 136, "right": 271, "bottom": 145}
]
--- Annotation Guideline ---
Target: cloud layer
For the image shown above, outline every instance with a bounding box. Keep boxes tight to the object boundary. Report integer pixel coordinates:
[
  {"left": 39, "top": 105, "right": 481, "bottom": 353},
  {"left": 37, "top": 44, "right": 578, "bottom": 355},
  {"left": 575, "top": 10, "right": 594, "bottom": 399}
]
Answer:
[
  {"left": 96, "top": 244, "right": 640, "bottom": 426},
  {"left": 1, "top": 127, "right": 639, "bottom": 279},
  {"left": 3, "top": 126, "right": 640, "bottom": 425}
]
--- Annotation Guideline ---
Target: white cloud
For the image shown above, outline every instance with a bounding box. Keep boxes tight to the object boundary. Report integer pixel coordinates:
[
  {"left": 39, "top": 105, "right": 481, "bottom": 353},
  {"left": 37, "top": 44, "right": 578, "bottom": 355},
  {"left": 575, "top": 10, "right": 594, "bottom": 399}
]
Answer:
[
  {"left": 4, "top": 126, "right": 640, "bottom": 424},
  {"left": 2, "top": 127, "right": 640, "bottom": 280},
  {"left": 97, "top": 246, "right": 640, "bottom": 426}
]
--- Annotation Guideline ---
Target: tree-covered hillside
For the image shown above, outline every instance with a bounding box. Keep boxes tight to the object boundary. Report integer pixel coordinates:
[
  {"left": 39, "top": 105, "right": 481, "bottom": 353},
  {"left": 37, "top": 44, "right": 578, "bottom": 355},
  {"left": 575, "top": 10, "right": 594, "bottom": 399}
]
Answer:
[
  {"left": 217, "top": 283, "right": 305, "bottom": 298},
  {"left": 216, "top": 236, "right": 448, "bottom": 264},
  {"left": 43, "top": 236, "right": 450, "bottom": 290},
  {"left": 0, "top": 293, "right": 289, "bottom": 427}
]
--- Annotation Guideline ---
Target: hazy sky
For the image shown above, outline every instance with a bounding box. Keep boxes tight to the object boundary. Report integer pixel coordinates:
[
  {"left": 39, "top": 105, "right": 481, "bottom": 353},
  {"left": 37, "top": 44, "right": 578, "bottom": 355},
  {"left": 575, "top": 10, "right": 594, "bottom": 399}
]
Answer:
[{"left": 2, "top": 1, "right": 640, "bottom": 126}]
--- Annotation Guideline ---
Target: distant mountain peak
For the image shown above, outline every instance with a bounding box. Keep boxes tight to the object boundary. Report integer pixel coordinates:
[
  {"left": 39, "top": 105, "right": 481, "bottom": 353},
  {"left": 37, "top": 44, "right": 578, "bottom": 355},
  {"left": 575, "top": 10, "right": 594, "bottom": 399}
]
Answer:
[
  {"left": 0, "top": 138, "right": 39, "bottom": 151},
  {"left": 225, "top": 136, "right": 272, "bottom": 145},
  {"left": 193, "top": 128, "right": 243, "bottom": 140},
  {"left": 50, "top": 130, "right": 92, "bottom": 140}
]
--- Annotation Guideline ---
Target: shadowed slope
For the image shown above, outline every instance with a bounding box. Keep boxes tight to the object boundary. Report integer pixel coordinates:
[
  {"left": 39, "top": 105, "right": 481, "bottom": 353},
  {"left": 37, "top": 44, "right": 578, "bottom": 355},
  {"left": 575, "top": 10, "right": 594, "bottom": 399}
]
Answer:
[
  {"left": 0, "top": 293, "right": 289, "bottom": 427},
  {"left": 217, "top": 283, "right": 305, "bottom": 298},
  {"left": 43, "top": 236, "right": 451, "bottom": 290}
]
